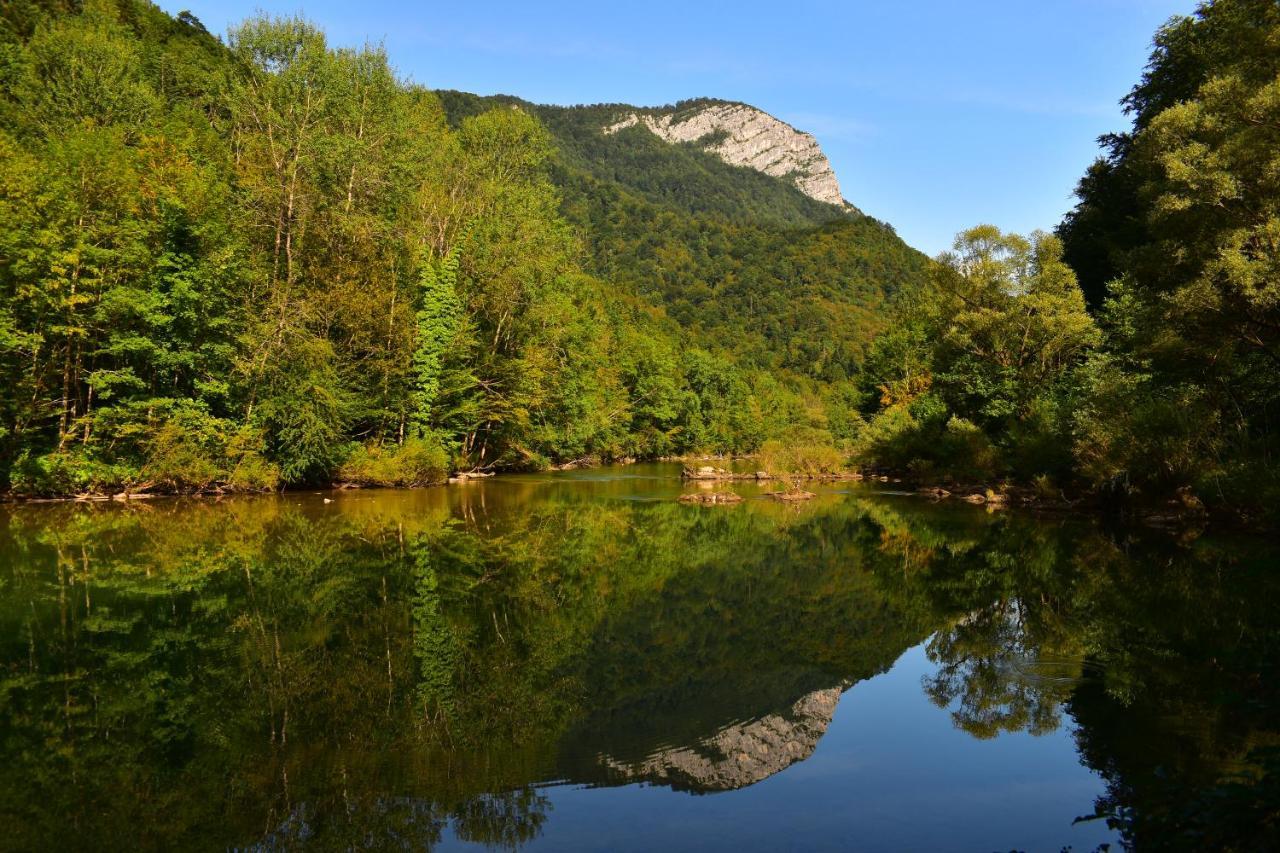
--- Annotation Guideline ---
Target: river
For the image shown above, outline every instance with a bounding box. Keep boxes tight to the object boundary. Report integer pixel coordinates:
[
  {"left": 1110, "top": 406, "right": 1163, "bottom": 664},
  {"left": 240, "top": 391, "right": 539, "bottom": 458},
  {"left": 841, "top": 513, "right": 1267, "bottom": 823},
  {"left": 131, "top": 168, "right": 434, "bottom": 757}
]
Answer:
[{"left": 1, "top": 464, "right": 1275, "bottom": 851}]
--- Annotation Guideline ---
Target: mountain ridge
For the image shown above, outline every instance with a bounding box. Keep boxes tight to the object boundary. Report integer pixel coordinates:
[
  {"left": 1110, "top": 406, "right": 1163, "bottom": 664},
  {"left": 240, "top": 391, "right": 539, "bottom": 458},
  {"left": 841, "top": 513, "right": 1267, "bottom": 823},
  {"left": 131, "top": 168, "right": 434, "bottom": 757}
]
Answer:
[
  {"left": 602, "top": 102, "right": 847, "bottom": 207},
  {"left": 436, "top": 91, "right": 860, "bottom": 229}
]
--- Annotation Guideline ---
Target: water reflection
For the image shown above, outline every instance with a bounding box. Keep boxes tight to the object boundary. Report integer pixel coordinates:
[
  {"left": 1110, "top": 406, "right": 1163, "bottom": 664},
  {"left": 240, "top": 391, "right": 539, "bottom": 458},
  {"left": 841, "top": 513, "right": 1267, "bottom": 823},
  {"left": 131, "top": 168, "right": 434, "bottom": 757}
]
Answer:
[
  {"left": 592, "top": 685, "right": 844, "bottom": 793},
  {"left": 0, "top": 465, "right": 1276, "bottom": 850}
]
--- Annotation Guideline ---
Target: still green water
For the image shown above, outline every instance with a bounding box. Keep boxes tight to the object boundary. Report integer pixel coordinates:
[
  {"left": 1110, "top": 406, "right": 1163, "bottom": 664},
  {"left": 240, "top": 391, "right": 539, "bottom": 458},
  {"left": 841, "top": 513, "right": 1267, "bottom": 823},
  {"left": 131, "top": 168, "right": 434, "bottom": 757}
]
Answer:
[{"left": 1, "top": 464, "right": 1276, "bottom": 851}]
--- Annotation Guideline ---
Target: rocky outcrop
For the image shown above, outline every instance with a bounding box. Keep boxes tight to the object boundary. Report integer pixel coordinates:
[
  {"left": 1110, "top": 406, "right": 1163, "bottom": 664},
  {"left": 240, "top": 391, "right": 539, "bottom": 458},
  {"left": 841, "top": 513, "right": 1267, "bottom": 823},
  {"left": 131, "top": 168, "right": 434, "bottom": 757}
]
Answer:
[
  {"left": 604, "top": 103, "right": 845, "bottom": 206},
  {"left": 596, "top": 686, "right": 843, "bottom": 792},
  {"left": 765, "top": 489, "right": 816, "bottom": 502},
  {"left": 682, "top": 465, "right": 770, "bottom": 481}
]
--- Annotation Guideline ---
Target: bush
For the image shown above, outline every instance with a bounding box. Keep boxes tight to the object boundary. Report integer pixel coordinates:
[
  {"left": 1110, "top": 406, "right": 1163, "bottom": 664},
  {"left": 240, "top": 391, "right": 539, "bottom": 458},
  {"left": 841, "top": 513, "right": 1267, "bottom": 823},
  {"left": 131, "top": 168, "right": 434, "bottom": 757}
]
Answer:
[
  {"left": 8, "top": 403, "right": 282, "bottom": 496},
  {"left": 1004, "top": 393, "right": 1076, "bottom": 481},
  {"left": 143, "top": 411, "right": 229, "bottom": 492},
  {"left": 757, "top": 432, "right": 848, "bottom": 476},
  {"left": 10, "top": 449, "right": 140, "bottom": 496},
  {"left": 935, "top": 416, "right": 1002, "bottom": 482},
  {"left": 852, "top": 403, "right": 925, "bottom": 470},
  {"left": 1072, "top": 358, "right": 1215, "bottom": 496},
  {"left": 225, "top": 452, "right": 281, "bottom": 492},
  {"left": 144, "top": 405, "right": 280, "bottom": 493},
  {"left": 223, "top": 427, "right": 281, "bottom": 492},
  {"left": 336, "top": 436, "right": 450, "bottom": 487},
  {"left": 853, "top": 403, "right": 1003, "bottom": 482},
  {"left": 1195, "top": 460, "right": 1280, "bottom": 528}
]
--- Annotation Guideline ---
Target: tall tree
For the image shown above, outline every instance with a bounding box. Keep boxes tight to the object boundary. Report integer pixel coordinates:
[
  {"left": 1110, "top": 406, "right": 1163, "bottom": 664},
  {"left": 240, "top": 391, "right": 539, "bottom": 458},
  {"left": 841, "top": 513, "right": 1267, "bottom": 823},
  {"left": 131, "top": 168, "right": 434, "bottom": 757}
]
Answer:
[{"left": 1061, "top": 0, "right": 1280, "bottom": 513}]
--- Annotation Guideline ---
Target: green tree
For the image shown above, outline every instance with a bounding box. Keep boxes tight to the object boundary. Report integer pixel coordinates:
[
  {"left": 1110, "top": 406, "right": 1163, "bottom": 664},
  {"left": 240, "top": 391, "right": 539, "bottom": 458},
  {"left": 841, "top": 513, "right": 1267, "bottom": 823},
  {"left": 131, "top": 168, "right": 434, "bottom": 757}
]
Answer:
[
  {"left": 1060, "top": 0, "right": 1280, "bottom": 517},
  {"left": 853, "top": 226, "right": 1097, "bottom": 481}
]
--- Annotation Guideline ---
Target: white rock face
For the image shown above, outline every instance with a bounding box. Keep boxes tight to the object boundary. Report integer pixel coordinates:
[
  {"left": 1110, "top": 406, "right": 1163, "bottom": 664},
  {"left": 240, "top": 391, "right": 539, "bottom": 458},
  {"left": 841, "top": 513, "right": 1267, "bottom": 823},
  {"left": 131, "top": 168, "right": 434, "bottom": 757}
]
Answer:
[{"left": 603, "top": 103, "right": 845, "bottom": 206}]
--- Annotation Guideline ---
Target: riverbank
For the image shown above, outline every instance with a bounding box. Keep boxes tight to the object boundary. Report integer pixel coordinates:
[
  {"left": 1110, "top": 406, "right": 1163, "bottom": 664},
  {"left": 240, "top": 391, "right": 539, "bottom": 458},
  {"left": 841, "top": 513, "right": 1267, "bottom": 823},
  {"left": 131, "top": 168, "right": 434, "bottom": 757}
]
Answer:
[
  {"left": 0, "top": 456, "right": 1229, "bottom": 533},
  {"left": 673, "top": 459, "right": 1226, "bottom": 530}
]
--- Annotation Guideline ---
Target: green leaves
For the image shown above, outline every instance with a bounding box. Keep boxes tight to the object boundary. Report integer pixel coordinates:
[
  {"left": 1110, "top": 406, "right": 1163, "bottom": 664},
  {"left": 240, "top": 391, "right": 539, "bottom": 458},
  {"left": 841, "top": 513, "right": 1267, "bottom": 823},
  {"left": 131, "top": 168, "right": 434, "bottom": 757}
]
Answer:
[
  {"left": 854, "top": 226, "right": 1098, "bottom": 481},
  {"left": 411, "top": 245, "right": 463, "bottom": 438},
  {"left": 1057, "top": 0, "right": 1280, "bottom": 518},
  {"left": 18, "top": 10, "right": 158, "bottom": 136}
]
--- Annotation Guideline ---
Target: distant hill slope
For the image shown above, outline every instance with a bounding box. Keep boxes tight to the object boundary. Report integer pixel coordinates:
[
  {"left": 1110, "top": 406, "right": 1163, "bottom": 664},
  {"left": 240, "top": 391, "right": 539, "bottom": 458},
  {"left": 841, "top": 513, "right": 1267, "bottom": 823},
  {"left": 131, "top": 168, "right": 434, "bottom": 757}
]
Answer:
[
  {"left": 601, "top": 99, "right": 847, "bottom": 206},
  {"left": 437, "top": 92, "right": 849, "bottom": 228},
  {"left": 439, "top": 91, "right": 928, "bottom": 381}
]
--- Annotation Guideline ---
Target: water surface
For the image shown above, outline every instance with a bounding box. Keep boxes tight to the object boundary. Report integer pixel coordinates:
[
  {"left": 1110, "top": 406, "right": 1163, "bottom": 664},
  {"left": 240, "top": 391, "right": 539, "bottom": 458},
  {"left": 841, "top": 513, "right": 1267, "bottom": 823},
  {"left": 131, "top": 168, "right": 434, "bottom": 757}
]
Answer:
[{"left": 1, "top": 464, "right": 1276, "bottom": 851}]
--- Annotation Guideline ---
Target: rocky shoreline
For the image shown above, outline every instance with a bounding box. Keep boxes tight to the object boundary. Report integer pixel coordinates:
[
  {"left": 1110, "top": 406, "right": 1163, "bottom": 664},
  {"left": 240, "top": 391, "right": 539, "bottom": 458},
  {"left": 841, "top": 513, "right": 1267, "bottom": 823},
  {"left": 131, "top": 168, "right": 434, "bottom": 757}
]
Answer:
[
  {"left": 2, "top": 457, "right": 1217, "bottom": 531},
  {"left": 671, "top": 462, "right": 1214, "bottom": 529},
  {"left": 680, "top": 464, "right": 866, "bottom": 483}
]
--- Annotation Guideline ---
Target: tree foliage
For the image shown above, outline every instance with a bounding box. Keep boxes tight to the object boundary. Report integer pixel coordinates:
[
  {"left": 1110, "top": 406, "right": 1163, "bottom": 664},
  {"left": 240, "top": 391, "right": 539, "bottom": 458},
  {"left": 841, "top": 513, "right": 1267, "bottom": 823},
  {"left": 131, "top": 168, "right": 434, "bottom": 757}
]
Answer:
[
  {"left": 851, "top": 0, "right": 1280, "bottom": 524},
  {"left": 852, "top": 226, "right": 1098, "bottom": 483},
  {"left": 1058, "top": 0, "right": 1280, "bottom": 518},
  {"left": 0, "top": 2, "right": 898, "bottom": 493}
]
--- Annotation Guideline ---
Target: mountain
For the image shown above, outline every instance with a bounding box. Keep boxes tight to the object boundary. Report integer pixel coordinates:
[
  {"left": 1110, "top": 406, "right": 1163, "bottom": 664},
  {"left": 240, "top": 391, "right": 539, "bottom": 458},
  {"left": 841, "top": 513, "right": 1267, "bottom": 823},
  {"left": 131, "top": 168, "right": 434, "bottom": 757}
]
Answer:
[
  {"left": 593, "top": 685, "right": 844, "bottom": 793},
  {"left": 438, "top": 92, "right": 927, "bottom": 382},
  {"left": 438, "top": 92, "right": 848, "bottom": 228},
  {"left": 603, "top": 101, "right": 847, "bottom": 207}
]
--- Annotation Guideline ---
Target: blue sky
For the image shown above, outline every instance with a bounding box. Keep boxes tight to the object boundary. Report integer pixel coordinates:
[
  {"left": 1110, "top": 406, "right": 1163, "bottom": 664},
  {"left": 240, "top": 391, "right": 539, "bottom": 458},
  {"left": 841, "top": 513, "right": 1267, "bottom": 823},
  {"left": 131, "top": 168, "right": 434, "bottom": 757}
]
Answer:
[{"left": 159, "top": 0, "right": 1193, "bottom": 254}]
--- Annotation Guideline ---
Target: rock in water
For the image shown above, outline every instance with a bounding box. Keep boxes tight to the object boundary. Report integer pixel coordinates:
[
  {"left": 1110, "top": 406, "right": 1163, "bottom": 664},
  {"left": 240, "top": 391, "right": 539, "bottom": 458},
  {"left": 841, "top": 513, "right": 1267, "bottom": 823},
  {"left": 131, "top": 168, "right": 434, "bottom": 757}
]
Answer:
[
  {"left": 766, "top": 490, "right": 816, "bottom": 502},
  {"left": 678, "top": 492, "right": 743, "bottom": 505}
]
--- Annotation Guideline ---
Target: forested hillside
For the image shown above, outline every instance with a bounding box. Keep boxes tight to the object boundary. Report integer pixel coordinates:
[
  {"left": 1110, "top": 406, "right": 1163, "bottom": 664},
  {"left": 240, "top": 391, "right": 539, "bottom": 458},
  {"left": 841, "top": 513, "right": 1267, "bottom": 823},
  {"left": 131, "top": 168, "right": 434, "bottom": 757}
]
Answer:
[
  {"left": 436, "top": 92, "right": 849, "bottom": 228},
  {"left": 439, "top": 91, "right": 927, "bottom": 381},
  {"left": 562, "top": 176, "right": 922, "bottom": 381},
  {"left": 0, "top": 0, "right": 921, "bottom": 496}
]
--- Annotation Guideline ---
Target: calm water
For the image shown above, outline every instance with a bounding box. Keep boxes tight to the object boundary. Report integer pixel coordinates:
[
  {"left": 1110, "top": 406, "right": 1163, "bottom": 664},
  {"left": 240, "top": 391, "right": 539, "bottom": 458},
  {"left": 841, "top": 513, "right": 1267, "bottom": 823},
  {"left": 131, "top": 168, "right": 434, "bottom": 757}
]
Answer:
[{"left": 1, "top": 464, "right": 1276, "bottom": 851}]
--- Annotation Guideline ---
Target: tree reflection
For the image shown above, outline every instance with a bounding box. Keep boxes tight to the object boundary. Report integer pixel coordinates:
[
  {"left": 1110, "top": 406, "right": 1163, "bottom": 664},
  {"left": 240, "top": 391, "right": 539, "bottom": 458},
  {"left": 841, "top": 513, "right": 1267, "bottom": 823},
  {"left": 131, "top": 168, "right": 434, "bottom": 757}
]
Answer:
[
  {"left": 923, "top": 600, "right": 1077, "bottom": 739},
  {"left": 451, "top": 789, "right": 549, "bottom": 848},
  {"left": 412, "top": 537, "right": 460, "bottom": 722}
]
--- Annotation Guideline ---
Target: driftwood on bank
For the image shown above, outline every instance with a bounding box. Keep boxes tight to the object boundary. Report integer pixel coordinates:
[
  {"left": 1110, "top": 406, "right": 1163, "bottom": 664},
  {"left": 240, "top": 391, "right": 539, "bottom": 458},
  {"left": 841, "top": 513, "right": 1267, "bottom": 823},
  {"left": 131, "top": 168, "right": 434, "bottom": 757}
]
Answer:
[{"left": 447, "top": 471, "right": 495, "bottom": 484}]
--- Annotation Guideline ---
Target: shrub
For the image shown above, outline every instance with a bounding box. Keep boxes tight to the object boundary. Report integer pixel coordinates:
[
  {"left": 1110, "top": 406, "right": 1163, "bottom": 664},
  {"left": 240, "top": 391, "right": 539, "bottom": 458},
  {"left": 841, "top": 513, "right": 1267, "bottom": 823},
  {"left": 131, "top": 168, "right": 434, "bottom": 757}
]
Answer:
[
  {"left": 224, "top": 427, "right": 281, "bottom": 492},
  {"left": 757, "top": 431, "right": 848, "bottom": 476},
  {"left": 143, "top": 404, "right": 280, "bottom": 493},
  {"left": 337, "top": 436, "right": 450, "bottom": 487},
  {"left": 1032, "top": 473, "right": 1059, "bottom": 501},
  {"left": 143, "top": 411, "right": 228, "bottom": 492},
  {"left": 936, "top": 416, "right": 1002, "bottom": 481},
  {"left": 10, "top": 449, "right": 139, "bottom": 496},
  {"left": 1005, "top": 393, "right": 1076, "bottom": 481},
  {"left": 1073, "top": 357, "right": 1215, "bottom": 496},
  {"left": 225, "top": 452, "right": 281, "bottom": 492},
  {"left": 852, "top": 403, "right": 924, "bottom": 470},
  {"left": 853, "top": 404, "right": 1003, "bottom": 482}
]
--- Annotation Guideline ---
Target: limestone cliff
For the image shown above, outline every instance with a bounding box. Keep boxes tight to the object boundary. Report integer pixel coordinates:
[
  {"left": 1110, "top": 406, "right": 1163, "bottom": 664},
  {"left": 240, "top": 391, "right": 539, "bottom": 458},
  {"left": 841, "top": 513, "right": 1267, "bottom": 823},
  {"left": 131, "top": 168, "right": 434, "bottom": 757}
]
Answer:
[{"left": 604, "top": 102, "right": 845, "bottom": 207}]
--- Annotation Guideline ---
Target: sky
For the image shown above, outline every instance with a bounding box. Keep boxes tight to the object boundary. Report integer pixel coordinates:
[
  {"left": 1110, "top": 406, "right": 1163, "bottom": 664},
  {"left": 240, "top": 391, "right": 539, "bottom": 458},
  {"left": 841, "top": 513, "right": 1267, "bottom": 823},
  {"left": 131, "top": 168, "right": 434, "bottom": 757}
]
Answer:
[{"left": 158, "top": 0, "right": 1194, "bottom": 255}]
